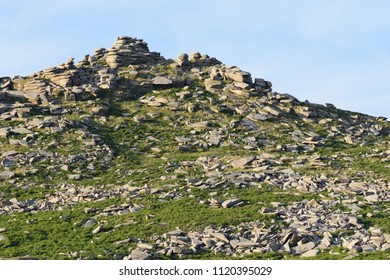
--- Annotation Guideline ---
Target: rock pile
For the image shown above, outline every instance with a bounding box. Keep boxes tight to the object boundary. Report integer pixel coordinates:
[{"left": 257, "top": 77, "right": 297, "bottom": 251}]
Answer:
[
  {"left": 175, "top": 52, "right": 221, "bottom": 68},
  {"left": 127, "top": 213, "right": 390, "bottom": 259},
  {"left": 204, "top": 65, "right": 272, "bottom": 95},
  {"left": 105, "top": 36, "right": 165, "bottom": 68},
  {"left": 1, "top": 36, "right": 275, "bottom": 105}
]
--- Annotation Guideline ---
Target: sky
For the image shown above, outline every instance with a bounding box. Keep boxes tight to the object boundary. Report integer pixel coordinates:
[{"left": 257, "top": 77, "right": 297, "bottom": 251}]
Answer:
[{"left": 1, "top": 0, "right": 390, "bottom": 118}]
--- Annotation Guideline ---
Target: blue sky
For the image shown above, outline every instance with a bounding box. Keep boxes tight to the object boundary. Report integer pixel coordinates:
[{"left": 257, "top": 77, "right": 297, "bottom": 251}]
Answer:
[{"left": 1, "top": 0, "right": 390, "bottom": 118}]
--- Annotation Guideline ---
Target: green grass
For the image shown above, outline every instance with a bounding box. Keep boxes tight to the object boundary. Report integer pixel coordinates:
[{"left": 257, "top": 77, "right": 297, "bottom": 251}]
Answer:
[
  {"left": 359, "top": 203, "right": 390, "bottom": 233},
  {"left": 0, "top": 183, "right": 55, "bottom": 201},
  {"left": 0, "top": 185, "right": 326, "bottom": 260}
]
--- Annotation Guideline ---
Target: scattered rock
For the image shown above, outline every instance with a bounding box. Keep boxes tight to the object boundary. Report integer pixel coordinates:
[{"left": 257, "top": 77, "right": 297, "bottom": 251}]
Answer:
[
  {"left": 152, "top": 76, "right": 173, "bottom": 86},
  {"left": 0, "top": 171, "right": 15, "bottom": 180},
  {"left": 128, "top": 248, "right": 151, "bottom": 260},
  {"left": 301, "top": 249, "right": 319, "bottom": 258},
  {"left": 212, "top": 232, "right": 230, "bottom": 243},
  {"left": 230, "top": 156, "right": 255, "bottom": 168},
  {"left": 92, "top": 225, "right": 103, "bottom": 234},
  {"left": 291, "top": 241, "right": 316, "bottom": 255},
  {"left": 83, "top": 219, "right": 97, "bottom": 228},
  {"left": 221, "top": 198, "right": 244, "bottom": 208}
]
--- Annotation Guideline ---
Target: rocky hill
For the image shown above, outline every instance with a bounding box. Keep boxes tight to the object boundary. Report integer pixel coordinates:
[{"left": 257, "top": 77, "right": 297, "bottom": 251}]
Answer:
[{"left": 0, "top": 36, "right": 389, "bottom": 260}]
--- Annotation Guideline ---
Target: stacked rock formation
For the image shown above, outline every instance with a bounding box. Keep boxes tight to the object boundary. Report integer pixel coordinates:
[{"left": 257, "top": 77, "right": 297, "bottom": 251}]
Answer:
[
  {"left": 0, "top": 36, "right": 272, "bottom": 104},
  {"left": 175, "top": 52, "right": 221, "bottom": 68},
  {"left": 105, "top": 36, "right": 165, "bottom": 68}
]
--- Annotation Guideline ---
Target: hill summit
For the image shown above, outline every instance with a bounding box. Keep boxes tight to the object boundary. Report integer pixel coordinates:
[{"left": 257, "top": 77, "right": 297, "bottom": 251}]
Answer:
[
  {"left": 0, "top": 36, "right": 272, "bottom": 103},
  {"left": 0, "top": 36, "right": 389, "bottom": 260}
]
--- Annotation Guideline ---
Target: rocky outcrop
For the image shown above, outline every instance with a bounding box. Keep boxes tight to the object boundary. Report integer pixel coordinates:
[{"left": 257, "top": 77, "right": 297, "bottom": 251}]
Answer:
[
  {"left": 1, "top": 36, "right": 273, "bottom": 104},
  {"left": 175, "top": 52, "right": 221, "bottom": 68},
  {"left": 105, "top": 36, "right": 165, "bottom": 68}
]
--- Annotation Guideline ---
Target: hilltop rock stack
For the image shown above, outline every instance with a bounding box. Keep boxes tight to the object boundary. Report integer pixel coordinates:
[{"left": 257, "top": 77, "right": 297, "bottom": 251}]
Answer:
[
  {"left": 1, "top": 36, "right": 273, "bottom": 104},
  {"left": 105, "top": 36, "right": 165, "bottom": 68},
  {"left": 41, "top": 58, "right": 80, "bottom": 87}
]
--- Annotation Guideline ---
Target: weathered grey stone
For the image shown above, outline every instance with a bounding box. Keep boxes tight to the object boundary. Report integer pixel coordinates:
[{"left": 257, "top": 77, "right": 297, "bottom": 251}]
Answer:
[
  {"left": 0, "top": 171, "right": 15, "bottom": 180},
  {"left": 212, "top": 232, "right": 229, "bottom": 243},
  {"left": 301, "top": 249, "right": 319, "bottom": 258},
  {"left": 83, "top": 219, "right": 97, "bottom": 228},
  {"left": 105, "top": 37, "right": 164, "bottom": 68},
  {"left": 291, "top": 241, "right": 316, "bottom": 255},
  {"left": 189, "top": 121, "right": 208, "bottom": 129},
  {"left": 237, "top": 238, "right": 257, "bottom": 248},
  {"left": 189, "top": 52, "right": 201, "bottom": 62},
  {"left": 254, "top": 78, "right": 272, "bottom": 90},
  {"left": 204, "top": 79, "right": 223, "bottom": 92},
  {"left": 369, "top": 227, "right": 383, "bottom": 235},
  {"left": 361, "top": 245, "right": 376, "bottom": 253},
  {"left": 68, "top": 174, "right": 81, "bottom": 180},
  {"left": 199, "top": 238, "right": 213, "bottom": 248},
  {"left": 176, "top": 53, "right": 189, "bottom": 67},
  {"left": 152, "top": 76, "right": 172, "bottom": 85},
  {"left": 129, "top": 248, "right": 151, "bottom": 260},
  {"left": 365, "top": 194, "right": 379, "bottom": 203},
  {"left": 4, "top": 90, "right": 26, "bottom": 101},
  {"left": 11, "top": 127, "right": 33, "bottom": 134},
  {"left": 344, "top": 135, "right": 356, "bottom": 144},
  {"left": 186, "top": 103, "right": 198, "bottom": 113},
  {"left": 91, "top": 106, "right": 108, "bottom": 116},
  {"left": 92, "top": 225, "right": 103, "bottom": 234},
  {"left": 221, "top": 198, "right": 243, "bottom": 208},
  {"left": 1, "top": 157, "right": 15, "bottom": 167},
  {"left": 137, "top": 243, "right": 154, "bottom": 250},
  {"left": 281, "top": 230, "right": 299, "bottom": 247},
  {"left": 233, "top": 82, "right": 252, "bottom": 90},
  {"left": 341, "top": 238, "right": 359, "bottom": 250},
  {"left": 147, "top": 101, "right": 162, "bottom": 107},
  {"left": 247, "top": 113, "right": 268, "bottom": 121},
  {"left": 229, "top": 89, "right": 251, "bottom": 98},
  {"left": 209, "top": 197, "right": 223, "bottom": 207},
  {"left": 262, "top": 106, "right": 282, "bottom": 117},
  {"left": 176, "top": 91, "right": 192, "bottom": 99},
  {"left": 381, "top": 243, "right": 390, "bottom": 251},
  {"left": 167, "top": 101, "right": 181, "bottom": 110},
  {"left": 0, "top": 128, "right": 10, "bottom": 138},
  {"left": 294, "top": 106, "right": 317, "bottom": 117},
  {"left": 23, "top": 92, "right": 48, "bottom": 104},
  {"left": 225, "top": 70, "right": 252, "bottom": 83},
  {"left": 230, "top": 156, "right": 255, "bottom": 168},
  {"left": 208, "top": 135, "right": 221, "bottom": 146}
]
